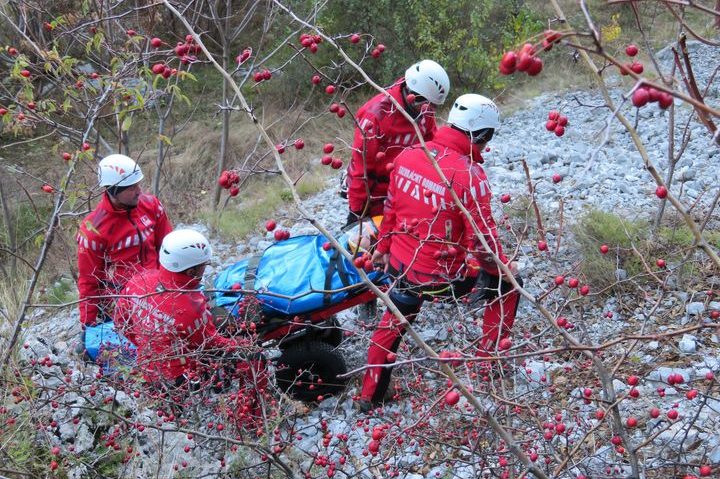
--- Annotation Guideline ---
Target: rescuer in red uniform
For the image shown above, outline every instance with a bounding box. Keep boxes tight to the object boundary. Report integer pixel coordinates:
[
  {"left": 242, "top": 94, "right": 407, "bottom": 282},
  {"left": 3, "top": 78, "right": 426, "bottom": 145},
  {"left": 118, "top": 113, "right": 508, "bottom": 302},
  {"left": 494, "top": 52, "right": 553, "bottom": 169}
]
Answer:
[
  {"left": 114, "top": 229, "right": 267, "bottom": 425},
  {"left": 345, "top": 60, "right": 450, "bottom": 223},
  {"left": 76, "top": 154, "right": 172, "bottom": 327},
  {"left": 359, "top": 94, "right": 522, "bottom": 411}
]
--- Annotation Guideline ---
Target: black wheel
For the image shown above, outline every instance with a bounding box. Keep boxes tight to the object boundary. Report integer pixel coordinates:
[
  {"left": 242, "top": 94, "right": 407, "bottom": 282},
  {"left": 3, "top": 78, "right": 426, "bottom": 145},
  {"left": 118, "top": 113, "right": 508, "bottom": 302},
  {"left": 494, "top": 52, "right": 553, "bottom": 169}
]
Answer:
[
  {"left": 317, "top": 316, "right": 343, "bottom": 347},
  {"left": 275, "top": 340, "right": 348, "bottom": 401}
]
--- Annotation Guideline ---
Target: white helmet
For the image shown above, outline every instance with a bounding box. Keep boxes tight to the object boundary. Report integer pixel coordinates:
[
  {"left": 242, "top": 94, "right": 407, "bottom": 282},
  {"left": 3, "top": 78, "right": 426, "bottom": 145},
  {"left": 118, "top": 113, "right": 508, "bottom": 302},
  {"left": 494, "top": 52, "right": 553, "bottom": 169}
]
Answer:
[
  {"left": 98, "top": 154, "right": 144, "bottom": 188},
  {"left": 160, "top": 229, "right": 213, "bottom": 273},
  {"left": 404, "top": 60, "right": 450, "bottom": 105},
  {"left": 447, "top": 94, "right": 500, "bottom": 133}
]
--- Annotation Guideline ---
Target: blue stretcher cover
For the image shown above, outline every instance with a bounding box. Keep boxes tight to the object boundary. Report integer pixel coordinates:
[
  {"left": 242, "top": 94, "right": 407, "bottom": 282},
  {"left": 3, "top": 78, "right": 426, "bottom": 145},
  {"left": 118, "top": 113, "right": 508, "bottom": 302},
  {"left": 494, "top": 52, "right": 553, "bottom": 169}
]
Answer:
[
  {"left": 214, "top": 234, "right": 385, "bottom": 317},
  {"left": 84, "top": 321, "right": 136, "bottom": 366}
]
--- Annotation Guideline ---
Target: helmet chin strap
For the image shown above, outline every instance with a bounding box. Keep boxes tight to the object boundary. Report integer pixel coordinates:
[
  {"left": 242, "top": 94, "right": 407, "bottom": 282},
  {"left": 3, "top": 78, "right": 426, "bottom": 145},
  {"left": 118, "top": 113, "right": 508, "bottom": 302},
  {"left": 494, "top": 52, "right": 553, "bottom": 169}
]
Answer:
[{"left": 401, "top": 84, "right": 422, "bottom": 119}]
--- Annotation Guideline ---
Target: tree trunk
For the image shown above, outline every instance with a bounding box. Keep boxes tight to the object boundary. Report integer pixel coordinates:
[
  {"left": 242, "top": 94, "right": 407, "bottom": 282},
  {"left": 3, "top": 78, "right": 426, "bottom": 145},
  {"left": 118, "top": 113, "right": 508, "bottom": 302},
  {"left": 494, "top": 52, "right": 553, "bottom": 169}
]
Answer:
[
  {"left": 716, "top": 1, "right": 720, "bottom": 29},
  {"left": 152, "top": 115, "right": 166, "bottom": 196},
  {"left": 212, "top": 44, "right": 232, "bottom": 208},
  {"left": 0, "top": 178, "right": 17, "bottom": 276}
]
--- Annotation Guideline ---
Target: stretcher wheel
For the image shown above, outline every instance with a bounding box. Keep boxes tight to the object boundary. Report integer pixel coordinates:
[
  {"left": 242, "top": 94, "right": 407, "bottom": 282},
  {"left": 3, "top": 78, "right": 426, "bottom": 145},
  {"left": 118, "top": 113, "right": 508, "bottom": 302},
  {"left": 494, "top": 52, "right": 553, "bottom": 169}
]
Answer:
[
  {"left": 317, "top": 316, "right": 342, "bottom": 347},
  {"left": 275, "top": 340, "right": 347, "bottom": 401}
]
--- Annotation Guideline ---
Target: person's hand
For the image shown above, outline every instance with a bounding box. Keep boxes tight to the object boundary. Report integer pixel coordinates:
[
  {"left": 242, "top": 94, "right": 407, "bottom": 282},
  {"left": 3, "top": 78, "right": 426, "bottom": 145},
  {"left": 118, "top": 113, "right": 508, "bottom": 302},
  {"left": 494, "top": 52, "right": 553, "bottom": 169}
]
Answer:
[
  {"left": 371, "top": 250, "right": 389, "bottom": 273},
  {"left": 500, "top": 261, "right": 519, "bottom": 284}
]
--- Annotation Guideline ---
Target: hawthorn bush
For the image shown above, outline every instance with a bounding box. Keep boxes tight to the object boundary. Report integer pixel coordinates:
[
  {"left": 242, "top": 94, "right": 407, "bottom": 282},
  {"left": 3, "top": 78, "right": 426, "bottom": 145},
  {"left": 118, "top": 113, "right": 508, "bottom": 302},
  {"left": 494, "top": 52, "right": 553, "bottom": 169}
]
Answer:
[{"left": 1, "top": 1, "right": 719, "bottom": 479}]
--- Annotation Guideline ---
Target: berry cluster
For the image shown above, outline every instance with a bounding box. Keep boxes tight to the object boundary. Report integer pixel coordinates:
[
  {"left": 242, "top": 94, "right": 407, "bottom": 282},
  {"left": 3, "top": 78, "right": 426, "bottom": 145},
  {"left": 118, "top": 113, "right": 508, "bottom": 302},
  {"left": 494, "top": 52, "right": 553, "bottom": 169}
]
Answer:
[
  {"left": 545, "top": 110, "right": 569, "bottom": 137},
  {"left": 631, "top": 85, "right": 673, "bottom": 109},
  {"left": 299, "top": 33, "right": 322, "bottom": 54},
  {"left": 217, "top": 170, "right": 240, "bottom": 196}
]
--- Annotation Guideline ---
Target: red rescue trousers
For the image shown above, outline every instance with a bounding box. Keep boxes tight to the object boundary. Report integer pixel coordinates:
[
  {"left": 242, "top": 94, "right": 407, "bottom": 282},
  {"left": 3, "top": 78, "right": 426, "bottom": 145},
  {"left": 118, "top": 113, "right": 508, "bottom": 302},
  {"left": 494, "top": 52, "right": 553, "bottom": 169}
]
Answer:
[{"left": 360, "top": 270, "right": 522, "bottom": 403}]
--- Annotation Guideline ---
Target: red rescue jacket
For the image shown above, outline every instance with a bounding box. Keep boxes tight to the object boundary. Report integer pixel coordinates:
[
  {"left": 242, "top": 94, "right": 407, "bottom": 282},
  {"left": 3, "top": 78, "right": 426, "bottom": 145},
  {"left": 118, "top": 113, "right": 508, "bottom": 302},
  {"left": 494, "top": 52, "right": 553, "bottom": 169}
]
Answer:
[
  {"left": 347, "top": 79, "right": 437, "bottom": 216},
  {"left": 376, "top": 126, "right": 509, "bottom": 280},
  {"left": 114, "top": 267, "right": 238, "bottom": 383},
  {"left": 76, "top": 192, "right": 172, "bottom": 326}
]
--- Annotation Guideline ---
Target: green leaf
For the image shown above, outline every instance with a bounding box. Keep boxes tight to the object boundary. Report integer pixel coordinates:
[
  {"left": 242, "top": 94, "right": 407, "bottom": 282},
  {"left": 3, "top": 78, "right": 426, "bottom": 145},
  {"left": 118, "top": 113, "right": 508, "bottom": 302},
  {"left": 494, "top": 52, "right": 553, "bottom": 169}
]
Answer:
[
  {"left": 121, "top": 116, "right": 132, "bottom": 131},
  {"left": 158, "top": 134, "right": 172, "bottom": 146}
]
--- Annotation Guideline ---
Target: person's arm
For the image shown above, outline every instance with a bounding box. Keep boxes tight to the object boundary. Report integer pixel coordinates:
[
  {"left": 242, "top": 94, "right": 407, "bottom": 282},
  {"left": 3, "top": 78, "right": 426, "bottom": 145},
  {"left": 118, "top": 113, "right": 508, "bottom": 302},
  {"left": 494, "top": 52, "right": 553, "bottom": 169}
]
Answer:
[
  {"left": 348, "top": 116, "right": 381, "bottom": 215},
  {"left": 182, "top": 299, "right": 237, "bottom": 351},
  {"left": 374, "top": 168, "right": 398, "bottom": 258},
  {"left": 153, "top": 198, "right": 173, "bottom": 253},
  {"left": 77, "top": 232, "right": 106, "bottom": 326},
  {"left": 112, "top": 289, "right": 137, "bottom": 345},
  {"left": 460, "top": 171, "right": 509, "bottom": 276}
]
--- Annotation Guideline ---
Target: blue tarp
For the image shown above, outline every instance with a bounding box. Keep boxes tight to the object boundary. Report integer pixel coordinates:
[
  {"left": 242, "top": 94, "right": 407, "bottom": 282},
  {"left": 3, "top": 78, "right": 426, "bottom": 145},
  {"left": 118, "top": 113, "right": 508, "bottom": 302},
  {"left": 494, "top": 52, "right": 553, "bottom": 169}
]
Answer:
[
  {"left": 214, "top": 234, "right": 385, "bottom": 317},
  {"left": 84, "top": 321, "right": 136, "bottom": 367}
]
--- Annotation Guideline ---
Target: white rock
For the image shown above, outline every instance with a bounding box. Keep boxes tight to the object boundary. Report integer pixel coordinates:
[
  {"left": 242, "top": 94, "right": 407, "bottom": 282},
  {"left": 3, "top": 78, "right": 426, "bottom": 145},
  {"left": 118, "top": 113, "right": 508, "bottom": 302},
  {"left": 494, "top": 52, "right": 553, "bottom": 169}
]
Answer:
[
  {"left": 679, "top": 334, "right": 697, "bottom": 354},
  {"left": 686, "top": 302, "right": 705, "bottom": 315}
]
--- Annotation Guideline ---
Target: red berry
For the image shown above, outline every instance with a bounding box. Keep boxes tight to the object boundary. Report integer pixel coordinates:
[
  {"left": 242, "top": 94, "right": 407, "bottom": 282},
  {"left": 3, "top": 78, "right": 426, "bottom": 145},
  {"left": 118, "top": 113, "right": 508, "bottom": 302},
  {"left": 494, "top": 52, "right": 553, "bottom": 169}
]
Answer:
[
  {"left": 500, "top": 193, "right": 511, "bottom": 203},
  {"left": 311, "top": 75, "right": 321, "bottom": 85},
  {"left": 526, "top": 57, "right": 543, "bottom": 76},
  {"left": 499, "top": 338, "right": 512, "bottom": 350},
  {"left": 649, "top": 407, "right": 660, "bottom": 418},
  {"left": 376, "top": 44, "right": 385, "bottom": 53},
  {"left": 445, "top": 390, "right": 460, "bottom": 406},
  {"left": 371, "top": 48, "right": 381, "bottom": 59},
  {"left": 20, "top": 69, "right": 30, "bottom": 78},
  {"left": 127, "top": 29, "right": 136, "bottom": 36},
  {"left": 655, "top": 185, "right": 668, "bottom": 199},
  {"left": 325, "top": 85, "right": 336, "bottom": 95},
  {"left": 667, "top": 409, "right": 678, "bottom": 420},
  {"left": 336, "top": 107, "right": 346, "bottom": 118},
  {"left": 41, "top": 184, "right": 54, "bottom": 193},
  {"left": 499, "top": 51, "right": 517, "bottom": 73},
  {"left": 630, "top": 61, "right": 644, "bottom": 74},
  {"left": 265, "top": 220, "right": 277, "bottom": 232},
  {"left": 62, "top": 152, "right": 71, "bottom": 161},
  {"left": 658, "top": 92, "right": 673, "bottom": 109},
  {"left": 350, "top": 34, "right": 360, "bottom": 44},
  {"left": 548, "top": 110, "right": 559, "bottom": 121},
  {"left": 276, "top": 144, "right": 285, "bottom": 154},
  {"left": 0, "top": 108, "right": 7, "bottom": 116},
  {"left": 320, "top": 155, "right": 332, "bottom": 166},
  {"left": 552, "top": 173, "right": 562, "bottom": 183},
  {"left": 554, "top": 275, "right": 565, "bottom": 286},
  {"left": 632, "top": 88, "right": 649, "bottom": 107},
  {"left": 656, "top": 258, "right": 666, "bottom": 268},
  {"left": 537, "top": 240, "right": 548, "bottom": 251},
  {"left": 579, "top": 285, "right": 590, "bottom": 296},
  {"left": 229, "top": 186, "right": 239, "bottom": 197},
  {"left": 150, "top": 37, "right": 162, "bottom": 48},
  {"left": 628, "top": 375, "right": 640, "bottom": 386},
  {"left": 329, "top": 103, "right": 339, "bottom": 113},
  {"left": 699, "top": 465, "right": 712, "bottom": 477},
  {"left": 554, "top": 125, "right": 565, "bottom": 137},
  {"left": 626, "top": 417, "right": 638, "bottom": 428},
  {"left": 516, "top": 53, "right": 532, "bottom": 72},
  {"left": 323, "top": 143, "right": 334, "bottom": 154},
  {"left": 330, "top": 158, "right": 343, "bottom": 170},
  {"left": 625, "top": 44, "right": 638, "bottom": 56},
  {"left": 557, "top": 115, "right": 568, "bottom": 127},
  {"left": 274, "top": 230, "right": 284, "bottom": 241},
  {"left": 294, "top": 138, "right": 304, "bottom": 150},
  {"left": 600, "top": 244, "right": 609, "bottom": 254},
  {"left": 152, "top": 63, "right": 165, "bottom": 75},
  {"left": 50, "top": 460, "right": 58, "bottom": 471},
  {"left": 8, "top": 47, "right": 18, "bottom": 56},
  {"left": 545, "top": 120, "right": 557, "bottom": 132}
]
